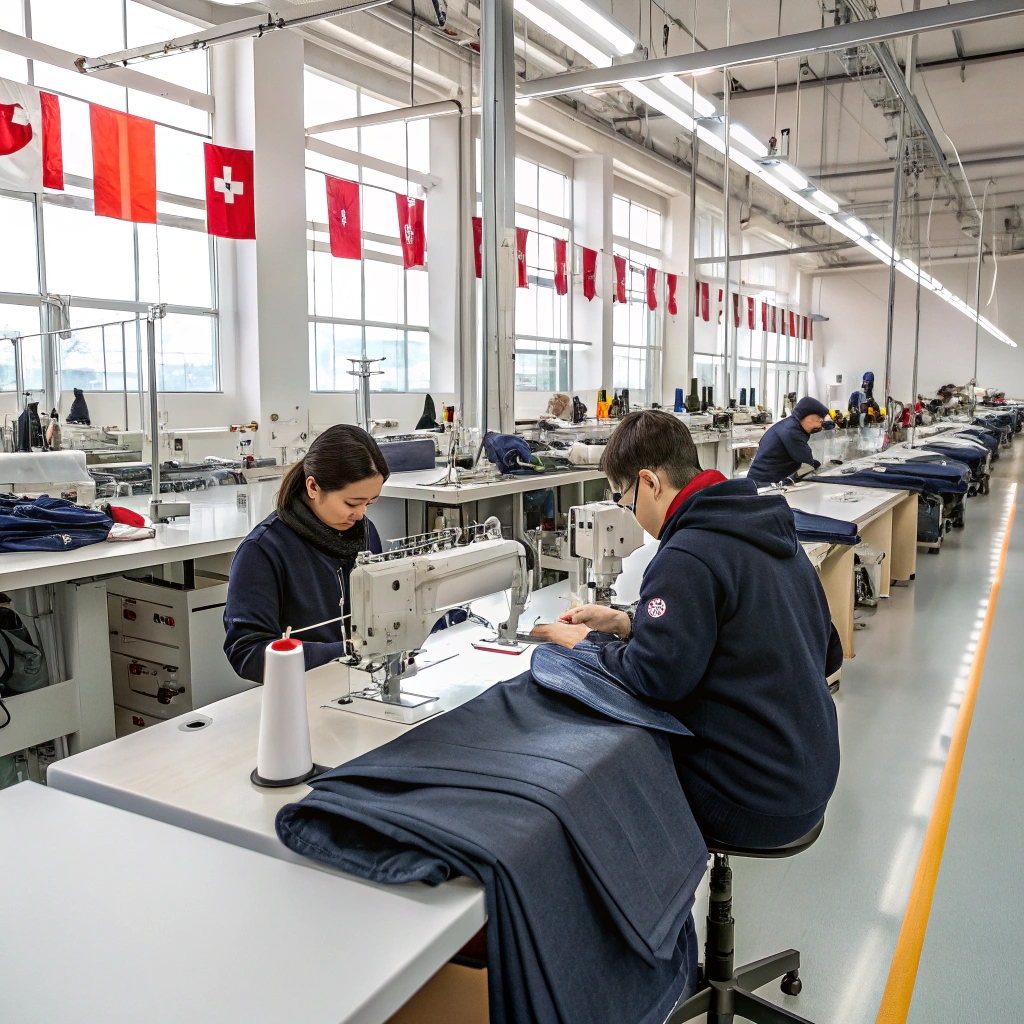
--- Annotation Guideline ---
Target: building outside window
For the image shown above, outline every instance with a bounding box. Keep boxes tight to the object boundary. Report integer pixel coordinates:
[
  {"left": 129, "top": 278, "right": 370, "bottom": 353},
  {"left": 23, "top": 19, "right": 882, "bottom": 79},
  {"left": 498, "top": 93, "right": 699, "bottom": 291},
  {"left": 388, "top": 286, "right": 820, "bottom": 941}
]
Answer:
[
  {"left": 305, "top": 71, "right": 430, "bottom": 393},
  {"left": 0, "top": 1, "right": 218, "bottom": 396}
]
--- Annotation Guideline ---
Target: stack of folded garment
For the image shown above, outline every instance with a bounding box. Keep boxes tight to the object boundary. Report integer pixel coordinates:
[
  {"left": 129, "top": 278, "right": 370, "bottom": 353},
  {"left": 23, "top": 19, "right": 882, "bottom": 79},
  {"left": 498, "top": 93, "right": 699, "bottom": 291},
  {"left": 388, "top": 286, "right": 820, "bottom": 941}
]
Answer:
[
  {"left": 277, "top": 664, "right": 708, "bottom": 1024},
  {"left": 822, "top": 461, "right": 969, "bottom": 495},
  {"left": 0, "top": 496, "right": 113, "bottom": 552},
  {"left": 791, "top": 509, "right": 860, "bottom": 546}
]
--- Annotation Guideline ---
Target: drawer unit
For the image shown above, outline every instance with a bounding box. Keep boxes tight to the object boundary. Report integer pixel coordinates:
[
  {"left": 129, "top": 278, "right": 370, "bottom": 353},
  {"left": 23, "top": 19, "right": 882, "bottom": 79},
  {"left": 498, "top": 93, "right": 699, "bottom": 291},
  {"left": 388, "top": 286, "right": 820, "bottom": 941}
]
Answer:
[
  {"left": 113, "top": 704, "right": 164, "bottom": 738},
  {"left": 111, "top": 652, "right": 188, "bottom": 721}
]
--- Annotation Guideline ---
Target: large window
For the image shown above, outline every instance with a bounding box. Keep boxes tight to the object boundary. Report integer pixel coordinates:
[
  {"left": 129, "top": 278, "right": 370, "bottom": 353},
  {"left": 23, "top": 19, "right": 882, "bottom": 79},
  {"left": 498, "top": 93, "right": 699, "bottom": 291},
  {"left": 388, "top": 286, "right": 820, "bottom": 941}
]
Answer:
[
  {"left": 0, "top": 1, "right": 218, "bottom": 395},
  {"left": 305, "top": 71, "right": 430, "bottom": 393},
  {"left": 513, "top": 157, "right": 572, "bottom": 392},
  {"left": 612, "top": 195, "right": 662, "bottom": 405}
]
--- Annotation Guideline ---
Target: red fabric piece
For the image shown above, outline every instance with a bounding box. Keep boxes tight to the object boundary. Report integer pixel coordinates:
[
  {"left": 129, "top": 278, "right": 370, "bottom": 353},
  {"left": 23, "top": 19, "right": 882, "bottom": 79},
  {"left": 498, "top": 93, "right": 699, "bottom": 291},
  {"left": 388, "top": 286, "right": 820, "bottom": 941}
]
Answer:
[
  {"left": 472, "top": 216, "right": 482, "bottom": 278},
  {"left": 204, "top": 143, "right": 255, "bottom": 240},
  {"left": 747, "top": 296, "right": 755, "bottom": 330},
  {"left": 90, "top": 105, "right": 156, "bottom": 223},
  {"left": 770, "top": 305, "right": 777, "bottom": 332},
  {"left": 802, "top": 315, "right": 809, "bottom": 340},
  {"left": 40, "top": 92, "right": 62, "bottom": 190},
  {"left": 646, "top": 267, "right": 658, "bottom": 311},
  {"left": 396, "top": 194, "right": 426, "bottom": 268},
  {"left": 109, "top": 505, "right": 147, "bottom": 528},
  {"left": 516, "top": 227, "right": 529, "bottom": 288},
  {"left": 666, "top": 273, "right": 677, "bottom": 315},
  {"left": 701, "top": 281, "right": 710, "bottom": 322},
  {"left": 732, "top": 292, "right": 741, "bottom": 329},
  {"left": 325, "top": 175, "right": 361, "bottom": 258},
  {"left": 662, "top": 469, "right": 728, "bottom": 530},
  {"left": 789, "top": 310, "right": 798, "bottom": 338},
  {"left": 761, "top": 301, "right": 768, "bottom": 331},
  {"left": 582, "top": 247, "right": 598, "bottom": 300},
  {"left": 809, "top": 320, "right": 814, "bottom": 343},
  {"left": 613, "top": 255, "right": 627, "bottom": 303},
  {"left": 554, "top": 238, "right": 568, "bottom": 296}
]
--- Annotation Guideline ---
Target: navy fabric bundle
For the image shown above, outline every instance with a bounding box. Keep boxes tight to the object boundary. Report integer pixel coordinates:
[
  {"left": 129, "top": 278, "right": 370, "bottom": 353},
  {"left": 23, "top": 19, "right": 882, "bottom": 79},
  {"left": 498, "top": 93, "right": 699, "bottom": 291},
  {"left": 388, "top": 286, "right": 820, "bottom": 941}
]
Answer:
[
  {"left": 953, "top": 426, "right": 999, "bottom": 451},
  {"left": 276, "top": 672, "right": 707, "bottom": 1024},
  {"left": 918, "top": 441, "right": 987, "bottom": 469},
  {"left": 484, "top": 431, "right": 537, "bottom": 475},
  {"left": 791, "top": 509, "right": 861, "bottom": 546},
  {"left": 0, "top": 496, "right": 112, "bottom": 552},
  {"left": 824, "top": 461, "right": 969, "bottom": 495}
]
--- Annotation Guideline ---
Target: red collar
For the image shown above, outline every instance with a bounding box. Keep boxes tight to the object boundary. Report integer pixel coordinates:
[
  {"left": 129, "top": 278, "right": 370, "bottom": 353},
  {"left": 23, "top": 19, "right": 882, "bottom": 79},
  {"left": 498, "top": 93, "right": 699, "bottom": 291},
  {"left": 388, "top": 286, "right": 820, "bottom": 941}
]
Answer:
[{"left": 661, "top": 469, "right": 728, "bottom": 532}]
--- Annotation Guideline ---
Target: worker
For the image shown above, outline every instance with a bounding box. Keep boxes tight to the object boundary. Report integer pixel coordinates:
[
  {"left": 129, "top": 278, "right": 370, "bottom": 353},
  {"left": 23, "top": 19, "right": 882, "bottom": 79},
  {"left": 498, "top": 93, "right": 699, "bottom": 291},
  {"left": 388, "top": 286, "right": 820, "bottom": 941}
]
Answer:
[
  {"left": 531, "top": 409, "right": 841, "bottom": 848},
  {"left": 745, "top": 396, "right": 830, "bottom": 487},
  {"left": 223, "top": 424, "right": 387, "bottom": 682}
]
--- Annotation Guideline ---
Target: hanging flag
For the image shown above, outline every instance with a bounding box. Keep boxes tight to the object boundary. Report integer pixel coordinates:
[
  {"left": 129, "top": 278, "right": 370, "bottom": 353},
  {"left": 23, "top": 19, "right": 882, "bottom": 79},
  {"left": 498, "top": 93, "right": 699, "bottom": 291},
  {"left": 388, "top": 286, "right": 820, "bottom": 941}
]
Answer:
[
  {"left": 732, "top": 293, "right": 741, "bottom": 329},
  {"left": 761, "top": 301, "right": 768, "bottom": 331},
  {"left": 802, "top": 315, "right": 810, "bottom": 341},
  {"left": 90, "top": 105, "right": 156, "bottom": 223},
  {"left": 582, "top": 247, "right": 598, "bottom": 300},
  {"left": 324, "top": 175, "right": 360, "bottom": 258},
  {"left": 700, "top": 281, "right": 710, "bottom": 322},
  {"left": 747, "top": 296, "right": 755, "bottom": 330},
  {"left": 646, "top": 267, "right": 658, "bottom": 311},
  {"left": 666, "top": 273, "right": 677, "bottom": 315},
  {"left": 613, "top": 256, "right": 627, "bottom": 303},
  {"left": 396, "top": 194, "right": 425, "bottom": 268},
  {"left": 204, "top": 143, "right": 255, "bottom": 240},
  {"left": 694, "top": 280, "right": 701, "bottom": 318},
  {"left": 809, "top": 319, "right": 814, "bottom": 343},
  {"left": 553, "top": 238, "right": 568, "bottom": 296},
  {"left": 771, "top": 305, "right": 777, "bottom": 333},
  {"left": 472, "top": 216, "right": 482, "bottom": 278},
  {"left": 789, "top": 310, "right": 798, "bottom": 338},
  {"left": 0, "top": 78, "right": 63, "bottom": 192},
  {"left": 516, "top": 227, "right": 529, "bottom": 288}
]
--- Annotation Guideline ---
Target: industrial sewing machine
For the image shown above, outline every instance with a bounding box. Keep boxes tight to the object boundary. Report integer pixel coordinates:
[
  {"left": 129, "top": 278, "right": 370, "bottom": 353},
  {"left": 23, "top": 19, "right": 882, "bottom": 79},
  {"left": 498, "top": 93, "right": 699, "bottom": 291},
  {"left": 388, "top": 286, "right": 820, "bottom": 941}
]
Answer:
[
  {"left": 338, "top": 519, "right": 531, "bottom": 724},
  {"left": 569, "top": 501, "right": 646, "bottom": 606}
]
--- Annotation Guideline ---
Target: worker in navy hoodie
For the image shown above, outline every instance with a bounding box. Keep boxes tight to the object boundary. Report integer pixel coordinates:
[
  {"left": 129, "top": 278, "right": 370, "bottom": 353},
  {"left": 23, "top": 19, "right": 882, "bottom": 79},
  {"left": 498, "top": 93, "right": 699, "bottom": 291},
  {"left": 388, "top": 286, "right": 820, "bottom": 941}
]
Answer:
[
  {"left": 224, "top": 424, "right": 386, "bottom": 682},
  {"left": 532, "top": 409, "right": 841, "bottom": 849},
  {"left": 746, "top": 396, "right": 830, "bottom": 487}
]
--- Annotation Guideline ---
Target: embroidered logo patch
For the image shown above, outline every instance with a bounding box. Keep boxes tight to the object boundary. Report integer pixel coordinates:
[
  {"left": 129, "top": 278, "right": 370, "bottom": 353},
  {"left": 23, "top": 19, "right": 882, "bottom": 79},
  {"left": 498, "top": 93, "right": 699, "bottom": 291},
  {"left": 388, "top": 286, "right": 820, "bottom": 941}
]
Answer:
[{"left": 646, "top": 598, "right": 667, "bottom": 618}]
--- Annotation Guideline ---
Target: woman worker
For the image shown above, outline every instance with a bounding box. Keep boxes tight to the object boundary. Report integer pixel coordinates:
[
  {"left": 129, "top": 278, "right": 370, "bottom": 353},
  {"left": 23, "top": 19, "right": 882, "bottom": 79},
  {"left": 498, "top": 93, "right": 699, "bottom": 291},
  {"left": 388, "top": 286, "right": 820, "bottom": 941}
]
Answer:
[{"left": 223, "top": 424, "right": 388, "bottom": 682}]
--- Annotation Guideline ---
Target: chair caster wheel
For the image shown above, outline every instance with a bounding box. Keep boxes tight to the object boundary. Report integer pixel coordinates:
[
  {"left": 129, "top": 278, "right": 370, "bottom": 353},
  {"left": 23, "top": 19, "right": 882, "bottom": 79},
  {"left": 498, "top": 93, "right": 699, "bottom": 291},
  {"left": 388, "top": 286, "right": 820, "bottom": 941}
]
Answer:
[{"left": 781, "top": 971, "right": 802, "bottom": 996}]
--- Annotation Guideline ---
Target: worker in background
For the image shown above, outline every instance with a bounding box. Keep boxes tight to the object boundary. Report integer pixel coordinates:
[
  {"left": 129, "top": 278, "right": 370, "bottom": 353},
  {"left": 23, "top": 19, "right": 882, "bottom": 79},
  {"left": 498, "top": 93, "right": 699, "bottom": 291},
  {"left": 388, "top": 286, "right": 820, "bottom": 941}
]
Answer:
[
  {"left": 531, "top": 410, "right": 841, "bottom": 848},
  {"left": 745, "top": 396, "right": 830, "bottom": 487},
  {"left": 223, "top": 424, "right": 387, "bottom": 682}
]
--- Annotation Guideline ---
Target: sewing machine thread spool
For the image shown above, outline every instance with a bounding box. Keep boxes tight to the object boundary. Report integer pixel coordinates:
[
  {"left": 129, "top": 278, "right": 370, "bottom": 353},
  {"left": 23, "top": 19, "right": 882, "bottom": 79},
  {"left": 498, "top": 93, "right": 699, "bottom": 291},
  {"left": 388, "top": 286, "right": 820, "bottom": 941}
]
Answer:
[{"left": 251, "top": 638, "right": 320, "bottom": 788}]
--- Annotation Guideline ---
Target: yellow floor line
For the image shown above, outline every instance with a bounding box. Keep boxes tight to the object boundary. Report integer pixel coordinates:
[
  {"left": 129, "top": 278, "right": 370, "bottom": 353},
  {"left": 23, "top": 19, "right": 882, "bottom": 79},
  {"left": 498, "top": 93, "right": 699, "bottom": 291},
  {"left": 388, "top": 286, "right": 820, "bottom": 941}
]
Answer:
[{"left": 875, "top": 482, "right": 1018, "bottom": 1024}]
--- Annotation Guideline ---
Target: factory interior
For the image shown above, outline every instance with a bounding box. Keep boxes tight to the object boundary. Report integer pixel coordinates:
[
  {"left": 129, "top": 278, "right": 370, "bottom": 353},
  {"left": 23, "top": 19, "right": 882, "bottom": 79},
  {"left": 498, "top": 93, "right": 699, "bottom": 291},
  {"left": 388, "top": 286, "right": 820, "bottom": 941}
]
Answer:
[{"left": 3, "top": 0, "right": 1024, "bottom": 1021}]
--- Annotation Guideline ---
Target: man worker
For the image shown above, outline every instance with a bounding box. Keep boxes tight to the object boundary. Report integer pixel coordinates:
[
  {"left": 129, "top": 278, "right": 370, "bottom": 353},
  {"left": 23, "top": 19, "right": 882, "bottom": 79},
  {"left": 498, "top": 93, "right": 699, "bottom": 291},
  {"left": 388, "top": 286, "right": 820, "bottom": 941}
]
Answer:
[
  {"left": 746, "top": 396, "right": 830, "bottom": 487},
  {"left": 531, "top": 409, "right": 841, "bottom": 849}
]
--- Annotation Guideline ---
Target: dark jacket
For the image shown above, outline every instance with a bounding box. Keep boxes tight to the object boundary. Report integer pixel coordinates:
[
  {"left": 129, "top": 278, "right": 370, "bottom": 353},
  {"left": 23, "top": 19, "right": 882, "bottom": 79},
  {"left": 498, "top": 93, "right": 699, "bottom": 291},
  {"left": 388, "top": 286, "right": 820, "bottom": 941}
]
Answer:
[
  {"left": 223, "top": 512, "right": 381, "bottom": 682},
  {"left": 595, "top": 478, "right": 841, "bottom": 848},
  {"left": 746, "top": 413, "right": 820, "bottom": 486}
]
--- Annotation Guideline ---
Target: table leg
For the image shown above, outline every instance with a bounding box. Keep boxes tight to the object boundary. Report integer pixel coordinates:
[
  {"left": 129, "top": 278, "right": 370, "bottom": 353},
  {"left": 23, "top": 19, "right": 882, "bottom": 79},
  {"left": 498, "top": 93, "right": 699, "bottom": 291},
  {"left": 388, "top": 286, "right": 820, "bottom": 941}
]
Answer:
[
  {"left": 818, "top": 545, "right": 856, "bottom": 659},
  {"left": 858, "top": 509, "right": 894, "bottom": 598},
  {"left": 889, "top": 493, "right": 919, "bottom": 582}
]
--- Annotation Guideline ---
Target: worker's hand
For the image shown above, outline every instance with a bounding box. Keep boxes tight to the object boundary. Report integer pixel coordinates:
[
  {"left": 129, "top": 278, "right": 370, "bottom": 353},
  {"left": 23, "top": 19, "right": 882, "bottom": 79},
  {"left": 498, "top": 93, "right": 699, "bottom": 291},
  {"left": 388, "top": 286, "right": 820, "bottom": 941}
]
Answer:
[
  {"left": 529, "top": 622, "right": 592, "bottom": 649},
  {"left": 558, "top": 604, "right": 631, "bottom": 639}
]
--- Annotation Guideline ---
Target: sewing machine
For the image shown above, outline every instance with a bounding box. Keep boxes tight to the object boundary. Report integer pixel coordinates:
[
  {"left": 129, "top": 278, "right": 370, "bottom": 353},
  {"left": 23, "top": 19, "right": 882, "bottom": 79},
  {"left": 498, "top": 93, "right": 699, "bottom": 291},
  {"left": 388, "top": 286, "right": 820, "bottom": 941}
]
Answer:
[
  {"left": 569, "top": 501, "right": 646, "bottom": 606},
  {"left": 340, "top": 519, "right": 531, "bottom": 724}
]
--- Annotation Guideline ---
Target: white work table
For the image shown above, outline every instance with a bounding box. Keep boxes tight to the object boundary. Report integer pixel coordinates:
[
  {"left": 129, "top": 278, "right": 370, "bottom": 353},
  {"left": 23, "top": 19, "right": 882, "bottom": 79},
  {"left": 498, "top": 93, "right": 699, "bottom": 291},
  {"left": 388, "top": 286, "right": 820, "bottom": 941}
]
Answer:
[
  {"left": 0, "top": 782, "right": 484, "bottom": 1024},
  {"left": 378, "top": 465, "right": 606, "bottom": 503}
]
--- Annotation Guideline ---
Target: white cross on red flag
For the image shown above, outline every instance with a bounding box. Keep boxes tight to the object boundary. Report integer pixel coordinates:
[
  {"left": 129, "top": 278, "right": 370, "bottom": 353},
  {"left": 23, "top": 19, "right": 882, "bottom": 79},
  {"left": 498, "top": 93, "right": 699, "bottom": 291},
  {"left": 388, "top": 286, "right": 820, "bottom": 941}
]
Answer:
[
  {"left": 396, "top": 194, "right": 425, "bottom": 269},
  {"left": 204, "top": 143, "right": 255, "bottom": 240}
]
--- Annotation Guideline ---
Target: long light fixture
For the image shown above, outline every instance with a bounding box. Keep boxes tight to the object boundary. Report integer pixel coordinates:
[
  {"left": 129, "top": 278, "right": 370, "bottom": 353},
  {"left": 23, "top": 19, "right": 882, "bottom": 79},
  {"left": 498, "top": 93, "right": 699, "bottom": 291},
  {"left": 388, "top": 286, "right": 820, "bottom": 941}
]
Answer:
[{"left": 515, "top": 0, "right": 1018, "bottom": 348}]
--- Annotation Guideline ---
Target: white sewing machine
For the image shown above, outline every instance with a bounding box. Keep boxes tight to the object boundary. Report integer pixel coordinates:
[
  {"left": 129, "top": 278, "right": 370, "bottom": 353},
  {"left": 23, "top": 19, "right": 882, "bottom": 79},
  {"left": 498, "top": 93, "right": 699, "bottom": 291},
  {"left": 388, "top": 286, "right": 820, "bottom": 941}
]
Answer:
[
  {"left": 340, "top": 519, "right": 530, "bottom": 724},
  {"left": 569, "top": 501, "right": 646, "bottom": 606}
]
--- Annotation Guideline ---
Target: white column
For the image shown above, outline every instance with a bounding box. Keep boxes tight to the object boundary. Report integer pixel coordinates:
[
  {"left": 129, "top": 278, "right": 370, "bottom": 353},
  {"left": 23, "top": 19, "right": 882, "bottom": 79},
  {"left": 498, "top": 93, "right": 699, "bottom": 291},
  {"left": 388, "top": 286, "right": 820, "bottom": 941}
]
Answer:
[
  {"left": 427, "top": 111, "right": 460, "bottom": 399},
  {"left": 572, "top": 153, "right": 612, "bottom": 394},
  {"left": 662, "top": 192, "right": 691, "bottom": 407}
]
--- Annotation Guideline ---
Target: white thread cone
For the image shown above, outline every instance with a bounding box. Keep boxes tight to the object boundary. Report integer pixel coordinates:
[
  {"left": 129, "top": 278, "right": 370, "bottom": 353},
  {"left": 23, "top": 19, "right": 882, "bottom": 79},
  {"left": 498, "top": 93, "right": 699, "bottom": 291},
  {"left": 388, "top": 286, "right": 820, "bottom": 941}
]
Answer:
[{"left": 256, "top": 638, "right": 313, "bottom": 783}]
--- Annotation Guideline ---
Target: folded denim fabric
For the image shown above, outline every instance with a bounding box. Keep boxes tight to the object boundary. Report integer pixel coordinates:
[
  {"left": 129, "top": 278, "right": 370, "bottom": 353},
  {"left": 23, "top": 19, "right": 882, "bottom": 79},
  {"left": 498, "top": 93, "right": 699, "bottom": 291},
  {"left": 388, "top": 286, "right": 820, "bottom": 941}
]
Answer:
[
  {"left": 791, "top": 508, "right": 861, "bottom": 546},
  {"left": 0, "top": 496, "right": 113, "bottom": 552},
  {"left": 822, "top": 461, "right": 969, "bottom": 495}
]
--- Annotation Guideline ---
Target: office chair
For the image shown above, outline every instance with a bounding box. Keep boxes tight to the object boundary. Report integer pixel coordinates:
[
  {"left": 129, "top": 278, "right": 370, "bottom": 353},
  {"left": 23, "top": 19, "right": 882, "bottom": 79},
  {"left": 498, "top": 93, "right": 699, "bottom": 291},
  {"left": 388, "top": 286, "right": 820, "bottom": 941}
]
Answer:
[{"left": 666, "top": 818, "right": 825, "bottom": 1024}]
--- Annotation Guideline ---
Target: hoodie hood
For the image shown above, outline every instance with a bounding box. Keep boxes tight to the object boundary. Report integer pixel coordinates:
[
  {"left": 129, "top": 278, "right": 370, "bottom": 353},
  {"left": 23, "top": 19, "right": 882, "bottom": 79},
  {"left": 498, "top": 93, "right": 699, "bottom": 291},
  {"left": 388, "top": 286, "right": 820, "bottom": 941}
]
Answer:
[{"left": 660, "top": 477, "right": 799, "bottom": 559}]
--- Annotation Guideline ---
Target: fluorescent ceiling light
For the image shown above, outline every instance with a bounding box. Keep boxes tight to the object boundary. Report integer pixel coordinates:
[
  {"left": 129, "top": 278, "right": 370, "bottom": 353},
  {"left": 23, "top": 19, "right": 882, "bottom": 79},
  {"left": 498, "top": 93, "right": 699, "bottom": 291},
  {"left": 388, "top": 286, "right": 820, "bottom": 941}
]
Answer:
[
  {"left": 659, "top": 75, "right": 716, "bottom": 117},
  {"left": 847, "top": 218, "right": 871, "bottom": 237},
  {"left": 729, "top": 124, "right": 768, "bottom": 157},
  {"left": 811, "top": 189, "right": 839, "bottom": 213},
  {"left": 775, "top": 163, "right": 807, "bottom": 190},
  {"left": 549, "top": 0, "right": 636, "bottom": 55},
  {"left": 624, "top": 81, "right": 693, "bottom": 130},
  {"left": 514, "top": 0, "right": 612, "bottom": 67}
]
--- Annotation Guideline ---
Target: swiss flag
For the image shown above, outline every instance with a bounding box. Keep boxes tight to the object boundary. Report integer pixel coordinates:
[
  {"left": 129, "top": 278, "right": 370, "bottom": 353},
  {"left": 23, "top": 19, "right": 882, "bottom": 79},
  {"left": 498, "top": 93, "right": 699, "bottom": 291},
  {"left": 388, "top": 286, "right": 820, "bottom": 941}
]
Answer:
[
  {"left": 204, "top": 143, "right": 255, "bottom": 240},
  {"left": 516, "top": 227, "right": 529, "bottom": 288},
  {"left": 613, "top": 255, "right": 626, "bottom": 303},
  {"left": 472, "top": 216, "right": 482, "bottom": 278},
  {"left": 325, "top": 175, "right": 360, "bottom": 258},
  {"left": 666, "top": 273, "right": 677, "bottom": 315},
  {"left": 582, "top": 247, "right": 598, "bottom": 300},
  {"left": 396, "top": 194, "right": 425, "bottom": 269},
  {"left": 646, "top": 267, "right": 658, "bottom": 311},
  {"left": 90, "top": 105, "right": 155, "bottom": 223},
  {"left": 553, "top": 238, "right": 568, "bottom": 296},
  {"left": 0, "top": 78, "right": 63, "bottom": 192}
]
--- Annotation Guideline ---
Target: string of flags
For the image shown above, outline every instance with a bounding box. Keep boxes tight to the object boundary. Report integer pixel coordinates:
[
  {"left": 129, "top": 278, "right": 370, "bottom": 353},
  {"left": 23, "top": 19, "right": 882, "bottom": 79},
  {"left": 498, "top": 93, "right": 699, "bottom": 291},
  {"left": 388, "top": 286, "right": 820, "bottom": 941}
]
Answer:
[{"left": 692, "top": 282, "right": 814, "bottom": 340}]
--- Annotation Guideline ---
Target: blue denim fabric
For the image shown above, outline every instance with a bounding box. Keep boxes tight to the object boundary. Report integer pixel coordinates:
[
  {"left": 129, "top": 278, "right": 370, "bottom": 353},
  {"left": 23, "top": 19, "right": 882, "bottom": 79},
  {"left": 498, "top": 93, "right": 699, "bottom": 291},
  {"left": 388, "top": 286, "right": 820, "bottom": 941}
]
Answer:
[
  {"left": 826, "top": 461, "right": 970, "bottom": 495},
  {"left": 0, "top": 496, "right": 112, "bottom": 552},
  {"left": 791, "top": 509, "right": 861, "bottom": 546},
  {"left": 276, "top": 673, "right": 708, "bottom": 1024}
]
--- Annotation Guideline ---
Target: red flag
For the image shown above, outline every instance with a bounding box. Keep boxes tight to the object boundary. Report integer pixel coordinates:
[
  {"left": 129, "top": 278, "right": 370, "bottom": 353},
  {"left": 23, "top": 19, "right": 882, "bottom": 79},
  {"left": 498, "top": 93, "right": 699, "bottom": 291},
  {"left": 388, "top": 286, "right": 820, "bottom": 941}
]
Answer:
[
  {"left": 666, "top": 273, "right": 677, "bottom": 315},
  {"left": 701, "top": 281, "right": 710, "bottom": 322},
  {"left": 582, "top": 247, "right": 597, "bottom": 300},
  {"left": 516, "top": 227, "right": 529, "bottom": 288},
  {"left": 324, "top": 175, "right": 360, "bottom": 258},
  {"left": 809, "top": 320, "right": 814, "bottom": 343},
  {"left": 646, "top": 267, "right": 658, "bottom": 311},
  {"left": 761, "top": 301, "right": 768, "bottom": 331},
  {"left": 90, "top": 105, "right": 156, "bottom": 223},
  {"left": 204, "top": 143, "right": 255, "bottom": 240},
  {"left": 472, "top": 216, "right": 482, "bottom": 278},
  {"left": 802, "top": 315, "right": 809, "bottom": 340},
  {"left": 789, "top": 310, "right": 797, "bottom": 338},
  {"left": 747, "top": 296, "right": 755, "bottom": 330},
  {"left": 396, "top": 194, "right": 425, "bottom": 268},
  {"left": 770, "top": 305, "right": 777, "bottom": 332},
  {"left": 732, "top": 292, "right": 741, "bottom": 329},
  {"left": 613, "top": 255, "right": 626, "bottom": 303},
  {"left": 40, "top": 92, "right": 62, "bottom": 190},
  {"left": 553, "top": 238, "right": 568, "bottom": 296},
  {"left": 694, "top": 280, "right": 701, "bottom": 318}
]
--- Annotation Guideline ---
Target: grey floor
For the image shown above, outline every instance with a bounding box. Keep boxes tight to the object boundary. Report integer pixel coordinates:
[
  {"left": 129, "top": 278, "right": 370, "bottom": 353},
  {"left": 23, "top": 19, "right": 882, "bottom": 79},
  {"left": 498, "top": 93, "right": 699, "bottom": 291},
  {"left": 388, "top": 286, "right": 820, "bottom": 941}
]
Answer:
[{"left": 689, "top": 439, "right": 1024, "bottom": 1023}]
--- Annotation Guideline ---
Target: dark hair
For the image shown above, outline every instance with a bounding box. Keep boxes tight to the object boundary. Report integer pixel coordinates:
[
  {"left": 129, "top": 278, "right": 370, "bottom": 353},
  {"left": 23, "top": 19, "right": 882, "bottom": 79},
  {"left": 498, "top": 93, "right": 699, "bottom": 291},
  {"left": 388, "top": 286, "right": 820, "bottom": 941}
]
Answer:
[
  {"left": 600, "top": 409, "right": 702, "bottom": 491},
  {"left": 277, "top": 423, "right": 390, "bottom": 513}
]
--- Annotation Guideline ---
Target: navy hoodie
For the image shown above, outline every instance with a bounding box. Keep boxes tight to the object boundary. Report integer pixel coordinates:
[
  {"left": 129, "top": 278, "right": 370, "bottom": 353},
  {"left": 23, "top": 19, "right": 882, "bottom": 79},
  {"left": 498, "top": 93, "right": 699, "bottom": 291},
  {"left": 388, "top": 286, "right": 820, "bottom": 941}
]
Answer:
[
  {"left": 223, "top": 512, "right": 382, "bottom": 683},
  {"left": 746, "top": 413, "right": 820, "bottom": 486},
  {"left": 596, "top": 477, "right": 841, "bottom": 848}
]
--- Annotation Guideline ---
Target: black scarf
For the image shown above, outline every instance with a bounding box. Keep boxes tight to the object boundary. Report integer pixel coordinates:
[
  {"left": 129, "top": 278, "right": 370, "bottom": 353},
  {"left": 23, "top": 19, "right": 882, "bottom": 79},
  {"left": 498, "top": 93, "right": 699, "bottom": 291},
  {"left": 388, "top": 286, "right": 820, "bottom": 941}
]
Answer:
[{"left": 277, "top": 497, "right": 368, "bottom": 562}]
